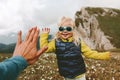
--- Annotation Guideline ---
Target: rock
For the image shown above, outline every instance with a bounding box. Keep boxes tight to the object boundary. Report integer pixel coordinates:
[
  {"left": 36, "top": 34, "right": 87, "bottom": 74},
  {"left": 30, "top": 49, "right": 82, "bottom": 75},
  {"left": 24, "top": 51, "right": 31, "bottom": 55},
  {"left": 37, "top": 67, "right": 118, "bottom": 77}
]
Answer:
[{"left": 75, "top": 7, "right": 116, "bottom": 51}]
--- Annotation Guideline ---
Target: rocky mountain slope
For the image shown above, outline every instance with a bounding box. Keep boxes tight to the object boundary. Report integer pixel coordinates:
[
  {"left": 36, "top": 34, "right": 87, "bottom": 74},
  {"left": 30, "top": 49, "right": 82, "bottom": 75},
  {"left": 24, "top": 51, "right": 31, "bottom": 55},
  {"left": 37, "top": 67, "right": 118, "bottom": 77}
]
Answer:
[{"left": 75, "top": 7, "right": 120, "bottom": 51}]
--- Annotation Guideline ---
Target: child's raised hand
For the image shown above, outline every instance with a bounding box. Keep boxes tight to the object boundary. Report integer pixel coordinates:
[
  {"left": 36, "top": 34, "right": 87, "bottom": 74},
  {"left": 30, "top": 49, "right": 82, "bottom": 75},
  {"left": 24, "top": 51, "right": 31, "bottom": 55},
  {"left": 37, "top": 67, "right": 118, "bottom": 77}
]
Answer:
[{"left": 42, "top": 27, "right": 50, "bottom": 34}]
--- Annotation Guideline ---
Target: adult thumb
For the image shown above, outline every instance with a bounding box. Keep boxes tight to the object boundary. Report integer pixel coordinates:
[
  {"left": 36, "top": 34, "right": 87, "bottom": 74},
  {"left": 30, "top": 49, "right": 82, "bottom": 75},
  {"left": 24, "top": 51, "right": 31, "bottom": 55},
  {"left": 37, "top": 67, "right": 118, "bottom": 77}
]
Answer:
[{"left": 36, "top": 46, "right": 48, "bottom": 57}]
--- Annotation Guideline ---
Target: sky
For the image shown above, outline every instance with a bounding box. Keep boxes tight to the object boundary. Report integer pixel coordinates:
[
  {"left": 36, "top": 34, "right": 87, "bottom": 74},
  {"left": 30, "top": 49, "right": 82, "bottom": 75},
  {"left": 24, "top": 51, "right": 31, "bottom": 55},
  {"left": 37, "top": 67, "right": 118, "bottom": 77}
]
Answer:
[{"left": 0, "top": 0, "right": 120, "bottom": 44}]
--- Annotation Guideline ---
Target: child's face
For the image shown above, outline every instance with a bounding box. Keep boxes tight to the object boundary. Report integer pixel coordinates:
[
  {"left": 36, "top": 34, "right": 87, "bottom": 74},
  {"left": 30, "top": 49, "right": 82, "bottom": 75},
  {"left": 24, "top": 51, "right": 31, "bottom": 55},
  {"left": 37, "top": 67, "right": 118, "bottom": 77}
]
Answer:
[{"left": 58, "top": 26, "right": 73, "bottom": 40}]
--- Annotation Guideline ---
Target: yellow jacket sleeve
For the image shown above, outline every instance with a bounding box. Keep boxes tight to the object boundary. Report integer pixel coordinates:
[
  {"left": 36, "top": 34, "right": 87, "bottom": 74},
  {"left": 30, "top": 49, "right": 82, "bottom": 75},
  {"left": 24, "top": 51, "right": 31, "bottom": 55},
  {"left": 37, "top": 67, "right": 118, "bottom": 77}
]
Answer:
[
  {"left": 40, "top": 33, "right": 55, "bottom": 53},
  {"left": 81, "top": 41, "right": 110, "bottom": 60}
]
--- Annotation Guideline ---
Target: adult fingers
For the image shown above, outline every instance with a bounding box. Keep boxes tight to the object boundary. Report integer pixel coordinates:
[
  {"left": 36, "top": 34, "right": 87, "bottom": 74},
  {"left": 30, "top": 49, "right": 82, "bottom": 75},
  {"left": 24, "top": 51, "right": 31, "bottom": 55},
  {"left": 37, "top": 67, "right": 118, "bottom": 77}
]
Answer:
[
  {"left": 27, "top": 27, "right": 37, "bottom": 43},
  {"left": 24, "top": 28, "right": 33, "bottom": 41},
  {"left": 36, "top": 46, "right": 48, "bottom": 57},
  {"left": 32, "top": 28, "right": 40, "bottom": 44},
  {"left": 13, "top": 31, "right": 22, "bottom": 56},
  {"left": 25, "top": 46, "right": 48, "bottom": 65},
  {"left": 16, "top": 30, "right": 22, "bottom": 47}
]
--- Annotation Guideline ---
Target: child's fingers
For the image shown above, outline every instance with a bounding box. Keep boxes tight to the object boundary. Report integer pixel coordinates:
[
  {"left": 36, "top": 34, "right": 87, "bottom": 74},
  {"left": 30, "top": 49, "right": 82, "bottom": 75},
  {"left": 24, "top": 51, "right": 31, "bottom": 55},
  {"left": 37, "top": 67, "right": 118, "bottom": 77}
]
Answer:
[{"left": 42, "top": 27, "right": 50, "bottom": 33}]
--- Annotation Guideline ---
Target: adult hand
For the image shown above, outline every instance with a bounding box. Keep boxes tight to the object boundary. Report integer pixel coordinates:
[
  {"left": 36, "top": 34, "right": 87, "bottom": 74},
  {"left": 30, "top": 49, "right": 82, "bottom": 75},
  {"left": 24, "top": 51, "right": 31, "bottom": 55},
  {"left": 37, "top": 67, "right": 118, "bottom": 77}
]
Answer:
[
  {"left": 42, "top": 27, "right": 50, "bottom": 34},
  {"left": 13, "top": 27, "right": 48, "bottom": 65}
]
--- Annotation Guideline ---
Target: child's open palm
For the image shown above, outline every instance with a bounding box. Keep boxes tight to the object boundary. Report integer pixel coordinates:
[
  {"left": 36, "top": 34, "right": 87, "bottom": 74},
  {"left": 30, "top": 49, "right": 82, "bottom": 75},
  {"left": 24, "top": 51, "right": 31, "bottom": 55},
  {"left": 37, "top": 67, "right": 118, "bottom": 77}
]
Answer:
[{"left": 42, "top": 27, "right": 50, "bottom": 34}]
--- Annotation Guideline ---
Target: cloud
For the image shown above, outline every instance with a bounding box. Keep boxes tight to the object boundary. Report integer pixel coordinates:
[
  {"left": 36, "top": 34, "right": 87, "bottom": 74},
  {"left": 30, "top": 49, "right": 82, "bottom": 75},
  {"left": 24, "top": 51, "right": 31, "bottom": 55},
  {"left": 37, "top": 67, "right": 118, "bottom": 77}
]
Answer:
[
  {"left": 0, "top": 0, "right": 120, "bottom": 44},
  {"left": 82, "top": 0, "right": 120, "bottom": 9}
]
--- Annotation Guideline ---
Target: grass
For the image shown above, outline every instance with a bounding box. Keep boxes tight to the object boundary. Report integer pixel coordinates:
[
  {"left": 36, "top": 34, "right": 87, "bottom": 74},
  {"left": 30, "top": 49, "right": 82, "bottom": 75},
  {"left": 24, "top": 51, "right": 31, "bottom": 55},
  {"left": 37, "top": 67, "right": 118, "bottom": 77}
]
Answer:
[
  {"left": 97, "top": 15, "right": 120, "bottom": 48},
  {"left": 86, "top": 7, "right": 104, "bottom": 15},
  {"left": 108, "top": 48, "right": 120, "bottom": 52}
]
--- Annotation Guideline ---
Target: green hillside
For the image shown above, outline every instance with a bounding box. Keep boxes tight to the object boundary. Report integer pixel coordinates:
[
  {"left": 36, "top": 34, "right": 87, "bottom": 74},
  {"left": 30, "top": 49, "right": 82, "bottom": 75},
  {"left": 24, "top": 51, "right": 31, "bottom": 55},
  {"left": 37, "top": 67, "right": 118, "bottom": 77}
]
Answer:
[
  {"left": 86, "top": 7, "right": 120, "bottom": 48},
  {"left": 0, "top": 35, "right": 54, "bottom": 53}
]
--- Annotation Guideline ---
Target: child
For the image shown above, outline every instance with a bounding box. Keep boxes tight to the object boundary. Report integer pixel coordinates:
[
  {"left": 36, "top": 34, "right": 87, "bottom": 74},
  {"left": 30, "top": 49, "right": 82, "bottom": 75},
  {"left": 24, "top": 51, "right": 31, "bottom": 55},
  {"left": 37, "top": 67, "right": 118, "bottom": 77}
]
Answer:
[{"left": 40, "top": 16, "right": 110, "bottom": 80}]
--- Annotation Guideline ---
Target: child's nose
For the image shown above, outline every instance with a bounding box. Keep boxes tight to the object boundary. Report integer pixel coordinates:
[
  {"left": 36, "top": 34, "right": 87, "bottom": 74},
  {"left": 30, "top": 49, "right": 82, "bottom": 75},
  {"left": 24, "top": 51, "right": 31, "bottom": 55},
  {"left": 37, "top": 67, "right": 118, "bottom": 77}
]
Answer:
[{"left": 63, "top": 30, "right": 67, "bottom": 32}]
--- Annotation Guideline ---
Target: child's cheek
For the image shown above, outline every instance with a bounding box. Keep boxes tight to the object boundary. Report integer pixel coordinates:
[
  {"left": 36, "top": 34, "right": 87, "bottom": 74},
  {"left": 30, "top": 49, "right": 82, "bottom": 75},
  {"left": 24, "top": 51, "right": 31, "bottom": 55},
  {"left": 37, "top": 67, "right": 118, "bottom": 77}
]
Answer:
[{"left": 58, "top": 32, "right": 63, "bottom": 38}]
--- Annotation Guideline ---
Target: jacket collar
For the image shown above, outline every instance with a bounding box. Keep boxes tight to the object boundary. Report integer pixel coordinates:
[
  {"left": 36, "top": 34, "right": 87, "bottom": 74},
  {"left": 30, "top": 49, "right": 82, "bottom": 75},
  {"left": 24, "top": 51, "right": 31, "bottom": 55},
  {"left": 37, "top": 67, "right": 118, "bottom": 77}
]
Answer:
[{"left": 60, "top": 37, "right": 73, "bottom": 42}]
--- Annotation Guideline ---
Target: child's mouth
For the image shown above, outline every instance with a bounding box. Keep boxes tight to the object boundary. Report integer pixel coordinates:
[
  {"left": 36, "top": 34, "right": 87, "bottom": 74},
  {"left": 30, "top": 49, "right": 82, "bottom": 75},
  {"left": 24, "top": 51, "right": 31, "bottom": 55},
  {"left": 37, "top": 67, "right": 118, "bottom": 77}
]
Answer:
[{"left": 62, "top": 33, "right": 68, "bottom": 37}]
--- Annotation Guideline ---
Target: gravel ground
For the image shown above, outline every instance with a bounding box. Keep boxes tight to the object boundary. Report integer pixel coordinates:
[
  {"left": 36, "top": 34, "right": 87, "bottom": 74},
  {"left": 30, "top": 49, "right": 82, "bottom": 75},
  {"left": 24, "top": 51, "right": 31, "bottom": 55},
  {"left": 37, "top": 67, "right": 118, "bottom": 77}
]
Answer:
[{"left": 0, "top": 52, "right": 120, "bottom": 80}]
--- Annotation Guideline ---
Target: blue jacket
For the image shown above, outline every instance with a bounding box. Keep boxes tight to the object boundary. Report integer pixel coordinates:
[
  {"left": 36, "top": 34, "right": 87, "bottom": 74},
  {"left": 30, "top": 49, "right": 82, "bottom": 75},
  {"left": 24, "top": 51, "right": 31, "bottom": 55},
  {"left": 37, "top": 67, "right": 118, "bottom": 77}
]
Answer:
[
  {"left": 0, "top": 56, "right": 28, "bottom": 80},
  {"left": 55, "top": 39, "right": 86, "bottom": 78}
]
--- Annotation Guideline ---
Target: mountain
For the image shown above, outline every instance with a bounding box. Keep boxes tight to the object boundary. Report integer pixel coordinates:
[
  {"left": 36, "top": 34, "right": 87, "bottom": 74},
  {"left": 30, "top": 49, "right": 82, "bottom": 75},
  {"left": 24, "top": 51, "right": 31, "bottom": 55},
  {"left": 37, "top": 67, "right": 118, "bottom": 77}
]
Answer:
[
  {"left": 0, "top": 35, "right": 53, "bottom": 53},
  {"left": 75, "top": 7, "right": 120, "bottom": 51},
  {"left": 0, "top": 43, "right": 16, "bottom": 53},
  {"left": 0, "top": 33, "right": 17, "bottom": 44},
  {"left": 0, "top": 43, "right": 7, "bottom": 49}
]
